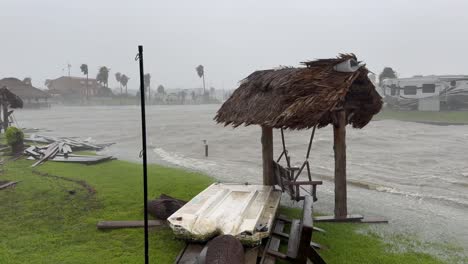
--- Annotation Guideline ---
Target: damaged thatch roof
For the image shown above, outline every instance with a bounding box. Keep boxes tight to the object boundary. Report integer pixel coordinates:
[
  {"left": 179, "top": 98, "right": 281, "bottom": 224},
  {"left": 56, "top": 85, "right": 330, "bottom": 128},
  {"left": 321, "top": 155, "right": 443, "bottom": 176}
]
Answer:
[
  {"left": 0, "top": 86, "right": 23, "bottom": 108},
  {"left": 215, "top": 54, "right": 382, "bottom": 130}
]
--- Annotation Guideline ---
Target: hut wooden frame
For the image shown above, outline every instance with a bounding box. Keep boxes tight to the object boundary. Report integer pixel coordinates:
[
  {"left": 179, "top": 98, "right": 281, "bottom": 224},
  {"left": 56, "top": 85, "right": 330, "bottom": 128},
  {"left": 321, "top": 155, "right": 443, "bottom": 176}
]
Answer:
[{"left": 215, "top": 54, "right": 383, "bottom": 219}]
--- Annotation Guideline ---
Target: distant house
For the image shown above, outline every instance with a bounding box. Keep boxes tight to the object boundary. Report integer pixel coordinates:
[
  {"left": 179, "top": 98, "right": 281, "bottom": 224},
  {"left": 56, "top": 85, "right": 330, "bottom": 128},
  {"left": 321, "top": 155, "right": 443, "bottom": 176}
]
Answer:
[
  {"left": 0, "top": 77, "right": 49, "bottom": 108},
  {"left": 46, "top": 76, "right": 113, "bottom": 98}
]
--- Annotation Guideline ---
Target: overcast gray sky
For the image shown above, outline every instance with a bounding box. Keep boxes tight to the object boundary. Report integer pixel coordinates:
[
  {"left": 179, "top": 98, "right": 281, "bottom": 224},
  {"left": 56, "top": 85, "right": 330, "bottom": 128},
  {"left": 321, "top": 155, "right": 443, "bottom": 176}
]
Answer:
[{"left": 2, "top": 0, "right": 467, "bottom": 90}]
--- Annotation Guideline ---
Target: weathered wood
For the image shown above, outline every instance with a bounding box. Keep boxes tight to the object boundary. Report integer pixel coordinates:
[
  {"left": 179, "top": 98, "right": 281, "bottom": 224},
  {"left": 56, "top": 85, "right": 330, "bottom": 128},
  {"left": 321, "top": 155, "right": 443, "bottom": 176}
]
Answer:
[
  {"left": 307, "top": 246, "right": 327, "bottom": 264},
  {"left": 312, "top": 226, "right": 326, "bottom": 233},
  {"left": 0, "top": 181, "right": 19, "bottom": 190},
  {"left": 313, "top": 214, "right": 363, "bottom": 222},
  {"left": 287, "top": 219, "right": 301, "bottom": 258},
  {"left": 262, "top": 220, "right": 285, "bottom": 264},
  {"left": 96, "top": 220, "right": 163, "bottom": 230},
  {"left": 273, "top": 161, "right": 322, "bottom": 201},
  {"left": 32, "top": 142, "right": 59, "bottom": 167},
  {"left": 262, "top": 126, "right": 274, "bottom": 186},
  {"left": 296, "top": 196, "right": 314, "bottom": 263},
  {"left": 175, "top": 243, "right": 205, "bottom": 264},
  {"left": 333, "top": 110, "right": 347, "bottom": 218},
  {"left": 310, "top": 241, "right": 324, "bottom": 250},
  {"left": 245, "top": 247, "right": 259, "bottom": 264}
]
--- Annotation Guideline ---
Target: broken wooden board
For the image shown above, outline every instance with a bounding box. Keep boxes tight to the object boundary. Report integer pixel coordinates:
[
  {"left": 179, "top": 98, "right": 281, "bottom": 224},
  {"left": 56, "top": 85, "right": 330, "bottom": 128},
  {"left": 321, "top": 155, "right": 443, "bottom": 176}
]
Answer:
[
  {"left": 96, "top": 220, "right": 163, "bottom": 230},
  {"left": 32, "top": 142, "right": 59, "bottom": 167},
  {"left": 262, "top": 220, "right": 285, "bottom": 264},
  {"left": 168, "top": 183, "right": 282, "bottom": 246},
  {"left": 313, "top": 214, "right": 387, "bottom": 224},
  {"left": 313, "top": 214, "right": 364, "bottom": 222},
  {"left": 48, "top": 154, "right": 113, "bottom": 164},
  {"left": 356, "top": 216, "right": 388, "bottom": 224},
  {"left": 0, "top": 181, "right": 19, "bottom": 190}
]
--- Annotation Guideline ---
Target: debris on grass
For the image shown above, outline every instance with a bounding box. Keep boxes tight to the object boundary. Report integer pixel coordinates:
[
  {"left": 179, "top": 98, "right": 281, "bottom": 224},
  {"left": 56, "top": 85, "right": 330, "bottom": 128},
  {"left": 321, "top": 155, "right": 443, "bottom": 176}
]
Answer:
[{"left": 24, "top": 135, "right": 115, "bottom": 166}]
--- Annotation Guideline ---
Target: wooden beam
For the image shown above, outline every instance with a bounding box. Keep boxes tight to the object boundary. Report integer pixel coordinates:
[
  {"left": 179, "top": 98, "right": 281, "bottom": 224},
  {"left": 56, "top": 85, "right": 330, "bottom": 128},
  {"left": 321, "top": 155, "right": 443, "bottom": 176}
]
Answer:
[
  {"left": 96, "top": 220, "right": 163, "bottom": 230},
  {"left": 333, "top": 110, "right": 347, "bottom": 218},
  {"left": 261, "top": 126, "right": 274, "bottom": 186},
  {"left": 0, "top": 181, "right": 19, "bottom": 190}
]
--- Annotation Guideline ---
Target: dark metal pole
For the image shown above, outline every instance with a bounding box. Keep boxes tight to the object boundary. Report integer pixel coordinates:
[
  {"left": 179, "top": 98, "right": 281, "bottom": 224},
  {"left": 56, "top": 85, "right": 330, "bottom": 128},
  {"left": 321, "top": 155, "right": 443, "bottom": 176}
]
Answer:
[{"left": 137, "top": 45, "right": 149, "bottom": 264}]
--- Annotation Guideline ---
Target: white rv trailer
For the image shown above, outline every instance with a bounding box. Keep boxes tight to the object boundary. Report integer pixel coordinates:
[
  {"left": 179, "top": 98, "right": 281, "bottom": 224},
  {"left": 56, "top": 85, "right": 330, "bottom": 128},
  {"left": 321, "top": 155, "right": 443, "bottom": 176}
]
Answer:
[{"left": 380, "top": 75, "right": 468, "bottom": 111}]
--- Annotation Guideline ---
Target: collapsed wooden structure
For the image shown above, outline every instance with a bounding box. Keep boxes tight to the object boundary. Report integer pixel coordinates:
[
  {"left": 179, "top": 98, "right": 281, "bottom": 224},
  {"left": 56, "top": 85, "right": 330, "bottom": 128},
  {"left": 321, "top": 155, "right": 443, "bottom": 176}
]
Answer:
[
  {"left": 215, "top": 54, "right": 383, "bottom": 220},
  {"left": 0, "top": 86, "right": 23, "bottom": 132}
]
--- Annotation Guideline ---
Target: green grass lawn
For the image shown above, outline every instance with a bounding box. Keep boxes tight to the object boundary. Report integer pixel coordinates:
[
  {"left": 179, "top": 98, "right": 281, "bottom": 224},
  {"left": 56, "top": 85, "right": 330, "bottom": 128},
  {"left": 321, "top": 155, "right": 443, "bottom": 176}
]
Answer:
[
  {"left": 0, "top": 158, "right": 459, "bottom": 263},
  {"left": 374, "top": 109, "right": 468, "bottom": 124}
]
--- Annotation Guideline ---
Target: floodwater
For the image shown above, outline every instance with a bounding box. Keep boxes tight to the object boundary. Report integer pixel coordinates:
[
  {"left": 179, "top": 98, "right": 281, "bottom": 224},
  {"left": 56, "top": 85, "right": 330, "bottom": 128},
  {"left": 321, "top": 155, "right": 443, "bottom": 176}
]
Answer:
[{"left": 14, "top": 105, "right": 468, "bottom": 259}]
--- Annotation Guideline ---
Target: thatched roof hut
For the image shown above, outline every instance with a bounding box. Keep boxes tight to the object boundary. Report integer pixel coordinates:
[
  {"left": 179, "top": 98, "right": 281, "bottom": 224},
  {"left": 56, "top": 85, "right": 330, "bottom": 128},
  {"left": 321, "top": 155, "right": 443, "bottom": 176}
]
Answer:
[
  {"left": 0, "top": 86, "right": 23, "bottom": 109},
  {"left": 215, "top": 54, "right": 382, "bottom": 130},
  {"left": 215, "top": 54, "right": 383, "bottom": 220}
]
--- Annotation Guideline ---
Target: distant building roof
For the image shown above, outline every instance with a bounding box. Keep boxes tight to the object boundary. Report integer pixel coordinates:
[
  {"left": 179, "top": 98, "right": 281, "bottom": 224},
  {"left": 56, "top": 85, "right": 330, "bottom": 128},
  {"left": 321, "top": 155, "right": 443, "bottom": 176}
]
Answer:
[
  {"left": 46, "top": 76, "right": 113, "bottom": 97},
  {"left": 0, "top": 78, "right": 49, "bottom": 99}
]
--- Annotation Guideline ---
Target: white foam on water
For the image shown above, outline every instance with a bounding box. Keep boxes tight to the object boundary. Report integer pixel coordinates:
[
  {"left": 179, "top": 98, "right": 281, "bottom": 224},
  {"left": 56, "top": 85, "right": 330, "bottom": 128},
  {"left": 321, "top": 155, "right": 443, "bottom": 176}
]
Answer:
[
  {"left": 375, "top": 185, "right": 468, "bottom": 208},
  {"left": 153, "top": 147, "right": 217, "bottom": 172}
]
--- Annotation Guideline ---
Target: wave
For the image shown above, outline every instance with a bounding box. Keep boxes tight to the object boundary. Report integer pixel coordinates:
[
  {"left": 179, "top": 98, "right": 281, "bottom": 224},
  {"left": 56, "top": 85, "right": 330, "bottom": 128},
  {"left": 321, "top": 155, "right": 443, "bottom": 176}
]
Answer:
[
  {"left": 375, "top": 186, "right": 468, "bottom": 209},
  {"left": 153, "top": 147, "right": 217, "bottom": 172}
]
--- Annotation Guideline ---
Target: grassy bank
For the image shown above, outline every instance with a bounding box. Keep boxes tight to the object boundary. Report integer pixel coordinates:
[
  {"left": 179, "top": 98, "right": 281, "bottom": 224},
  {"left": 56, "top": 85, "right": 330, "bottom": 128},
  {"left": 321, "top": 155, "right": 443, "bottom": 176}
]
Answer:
[
  {"left": 374, "top": 109, "right": 468, "bottom": 124},
  {"left": 0, "top": 158, "right": 458, "bottom": 263}
]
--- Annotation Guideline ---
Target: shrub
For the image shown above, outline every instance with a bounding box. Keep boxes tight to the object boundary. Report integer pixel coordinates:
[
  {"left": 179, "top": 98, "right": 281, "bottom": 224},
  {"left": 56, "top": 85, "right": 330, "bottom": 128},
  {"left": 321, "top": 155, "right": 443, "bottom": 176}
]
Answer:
[{"left": 5, "top": 126, "right": 24, "bottom": 146}]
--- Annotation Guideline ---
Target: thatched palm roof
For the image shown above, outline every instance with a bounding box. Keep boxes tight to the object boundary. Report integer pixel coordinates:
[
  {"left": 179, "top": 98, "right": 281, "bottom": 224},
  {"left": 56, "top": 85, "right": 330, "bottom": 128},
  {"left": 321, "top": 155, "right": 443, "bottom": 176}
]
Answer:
[
  {"left": 215, "top": 54, "right": 382, "bottom": 130},
  {"left": 0, "top": 86, "right": 23, "bottom": 108}
]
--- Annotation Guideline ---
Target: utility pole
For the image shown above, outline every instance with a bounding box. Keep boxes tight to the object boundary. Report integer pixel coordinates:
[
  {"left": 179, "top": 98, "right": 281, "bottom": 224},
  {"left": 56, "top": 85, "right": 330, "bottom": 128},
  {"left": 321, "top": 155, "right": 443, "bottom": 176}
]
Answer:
[{"left": 67, "top": 63, "right": 71, "bottom": 77}]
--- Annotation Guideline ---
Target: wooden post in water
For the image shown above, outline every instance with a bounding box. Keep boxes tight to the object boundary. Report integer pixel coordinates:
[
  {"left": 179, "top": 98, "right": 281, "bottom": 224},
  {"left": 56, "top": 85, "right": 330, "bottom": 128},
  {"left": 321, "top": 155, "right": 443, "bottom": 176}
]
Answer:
[
  {"left": 333, "top": 110, "right": 347, "bottom": 218},
  {"left": 261, "top": 126, "right": 274, "bottom": 186}
]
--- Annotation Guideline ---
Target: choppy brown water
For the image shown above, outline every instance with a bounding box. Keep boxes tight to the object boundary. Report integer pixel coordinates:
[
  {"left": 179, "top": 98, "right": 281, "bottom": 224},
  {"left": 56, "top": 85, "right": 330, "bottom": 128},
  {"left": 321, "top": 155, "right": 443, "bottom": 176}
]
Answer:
[{"left": 14, "top": 105, "right": 468, "bottom": 258}]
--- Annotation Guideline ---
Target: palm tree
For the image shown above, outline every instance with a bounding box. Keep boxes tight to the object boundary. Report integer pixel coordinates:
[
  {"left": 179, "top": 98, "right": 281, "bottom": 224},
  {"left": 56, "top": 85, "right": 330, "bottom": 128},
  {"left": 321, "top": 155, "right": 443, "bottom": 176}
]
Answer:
[
  {"left": 80, "top": 64, "right": 89, "bottom": 99},
  {"left": 96, "top": 66, "right": 110, "bottom": 88},
  {"left": 195, "top": 65, "right": 205, "bottom": 94},
  {"left": 144, "top": 73, "right": 151, "bottom": 102},
  {"left": 120, "top": 74, "right": 129, "bottom": 98},
  {"left": 379, "top": 67, "right": 397, "bottom": 84},
  {"left": 157, "top": 85, "right": 165, "bottom": 94},
  {"left": 115, "top": 72, "right": 122, "bottom": 95}
]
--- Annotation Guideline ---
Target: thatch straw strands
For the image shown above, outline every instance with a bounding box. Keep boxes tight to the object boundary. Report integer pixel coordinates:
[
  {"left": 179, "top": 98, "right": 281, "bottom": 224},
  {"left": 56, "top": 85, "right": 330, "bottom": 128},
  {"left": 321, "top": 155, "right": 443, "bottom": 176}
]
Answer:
[
  {"left": 0, "top": 86, "right": 23, "bottom": 108},
  {"left": 215, "top": 54, "right": 382, "bottom": 130}
]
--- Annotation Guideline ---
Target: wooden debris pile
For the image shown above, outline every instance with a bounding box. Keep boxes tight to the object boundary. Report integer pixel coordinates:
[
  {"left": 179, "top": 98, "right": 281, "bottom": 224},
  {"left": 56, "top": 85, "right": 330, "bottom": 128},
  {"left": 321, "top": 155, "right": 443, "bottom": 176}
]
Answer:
[
  {"left": 24, "top": 134, "right": 113, "bottom": 151},
  {"left": 24, "top": 136, "right": 115, "bottom": 167}
]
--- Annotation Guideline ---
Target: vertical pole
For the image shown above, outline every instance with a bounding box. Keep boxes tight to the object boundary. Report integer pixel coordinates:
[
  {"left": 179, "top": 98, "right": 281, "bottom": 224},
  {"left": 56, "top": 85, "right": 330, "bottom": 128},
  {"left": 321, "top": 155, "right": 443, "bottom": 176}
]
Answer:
[
  {"left": 137, "top": 45, "right": 150, "bottom": 264},
  {"left": 333, "top": 110, "right": 347, "bottom": 218},
  {"left": 86, "top": 72, "right": 89, "bottom": 102},
  {"left": 202, "top": 74, "right": 206, "bottom": 94},
  {"left": 261, "top": 126, "right": 274, "bottom": 185},
  {"left": 2, "top": 97, "right": 9, "bottom": 132}
]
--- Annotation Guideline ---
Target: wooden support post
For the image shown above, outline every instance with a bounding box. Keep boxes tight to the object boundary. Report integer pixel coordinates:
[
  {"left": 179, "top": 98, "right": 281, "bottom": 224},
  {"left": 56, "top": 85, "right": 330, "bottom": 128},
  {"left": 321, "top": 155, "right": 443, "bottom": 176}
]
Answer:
[
  {"left": 333, "top": 110, "right": 347, "bottom": 218},
  {"left": 2, "top": 101, "right": 8, "bottom": 132},
  {"left": 261, "top": 126, "right": 274, "bottom": 186}
]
